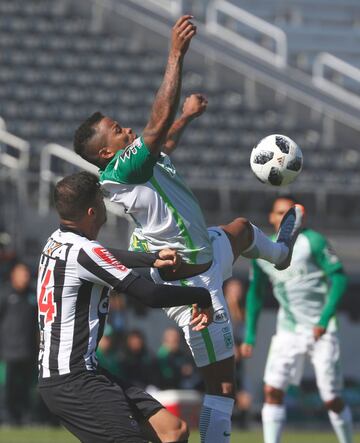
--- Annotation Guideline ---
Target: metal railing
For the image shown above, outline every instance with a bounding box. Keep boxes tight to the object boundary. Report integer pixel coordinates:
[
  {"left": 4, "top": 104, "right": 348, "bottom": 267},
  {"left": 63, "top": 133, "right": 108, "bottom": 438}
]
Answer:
[
  {"left": 130, "top": 0, "right": 183, "bottom": 17},
  {"left": 38, "top": 143, "right": 129, "bottom": 226},
  {"left": 0, "top": 127, "right": 31, "bottom": 252},
  {"left": 313, "top": 52, "right": 360, "bottom": 110},
  {"left": 0, "top": 116, "right": 6, "bottom": 130},
  {"left": 0, "top": 128, "right": 30, "bottom": 170},
  {"left": 206, "top": 0, "right": 288, "bottom": 68}
]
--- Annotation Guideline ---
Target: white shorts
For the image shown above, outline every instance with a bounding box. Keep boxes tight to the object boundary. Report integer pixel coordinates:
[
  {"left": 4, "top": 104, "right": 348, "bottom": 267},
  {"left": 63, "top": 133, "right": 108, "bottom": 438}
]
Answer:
[
  {"left": 264, "top": 330, "right": 343, "bottom": 402},
  {"left": 150, "top": 227, "right": 235, "bottom": 367}
]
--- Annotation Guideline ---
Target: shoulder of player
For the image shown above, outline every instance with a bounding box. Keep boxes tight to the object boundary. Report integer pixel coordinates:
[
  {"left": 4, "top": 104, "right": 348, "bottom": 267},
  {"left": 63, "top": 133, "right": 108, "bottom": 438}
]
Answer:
[
  {"left": 253, "top": 258, "right": 270, "bottom": 275},
  {"left": 300, "top": 228, "right": 327, "bottom": 251}
]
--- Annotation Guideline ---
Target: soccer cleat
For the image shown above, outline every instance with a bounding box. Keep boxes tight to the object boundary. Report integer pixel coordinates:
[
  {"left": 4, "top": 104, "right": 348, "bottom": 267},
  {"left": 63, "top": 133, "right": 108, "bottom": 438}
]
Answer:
[{"left": 275, "top": 204, "right": 305, "bottom": 270}]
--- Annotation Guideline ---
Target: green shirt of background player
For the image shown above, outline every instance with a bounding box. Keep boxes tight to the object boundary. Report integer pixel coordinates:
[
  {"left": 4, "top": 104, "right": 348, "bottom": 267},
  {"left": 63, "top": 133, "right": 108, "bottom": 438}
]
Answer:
[{"left": 241, "top": 196, "right": 352, "bottom": 443}]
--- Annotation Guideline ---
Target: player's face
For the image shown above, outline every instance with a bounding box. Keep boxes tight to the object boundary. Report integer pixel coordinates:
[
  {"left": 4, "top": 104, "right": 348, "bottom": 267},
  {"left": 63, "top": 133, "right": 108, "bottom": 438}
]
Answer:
[
  {"left": 97, "top": 116, "right": 137, "bottom": 160},
  {"left": 269, "top": 198, "right": 294, "bottom": 232}
]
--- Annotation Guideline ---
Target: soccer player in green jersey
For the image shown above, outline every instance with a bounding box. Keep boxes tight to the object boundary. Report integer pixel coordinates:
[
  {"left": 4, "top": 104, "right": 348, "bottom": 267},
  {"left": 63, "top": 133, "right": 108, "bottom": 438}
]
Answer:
[
  {"left": 73, "top": 16, "right": 304, "bottom": 443},
  {"left": 241, "top": 196, "right": 352, "bottom": 443}
]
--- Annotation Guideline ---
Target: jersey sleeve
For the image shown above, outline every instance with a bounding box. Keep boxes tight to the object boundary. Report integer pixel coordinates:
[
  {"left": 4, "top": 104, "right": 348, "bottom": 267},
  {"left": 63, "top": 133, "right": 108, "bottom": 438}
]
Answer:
[
  {"left": 304, "top": 229, "right": 347, "bottom": 328},
  {"left": 100, "top": 136, "right": 158, "bottom": 185},
  {"left": 318, "top": 271, "right": 348, "bottom": 328},
  {"left": 244, "top": 260, "right": 268, "bottom": 345},
  {"left": 77, "top": 241, "right": 138, "bottom": 290},
  {"left": 305, "top": 229, "right": 343, "bottom": 275}
]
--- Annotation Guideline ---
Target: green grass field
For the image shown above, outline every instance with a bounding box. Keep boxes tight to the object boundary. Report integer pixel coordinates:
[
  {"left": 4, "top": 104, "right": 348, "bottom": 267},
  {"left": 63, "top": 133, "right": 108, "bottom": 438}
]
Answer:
[{"left": 0, "top": 427, "right": 359, "bottom": 443}]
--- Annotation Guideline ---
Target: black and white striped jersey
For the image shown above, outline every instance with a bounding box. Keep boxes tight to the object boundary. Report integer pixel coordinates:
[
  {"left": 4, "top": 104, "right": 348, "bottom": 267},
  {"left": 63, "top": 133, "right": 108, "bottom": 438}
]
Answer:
[{"left": 37, "top": 226, "right": 137, "bottom": 382}]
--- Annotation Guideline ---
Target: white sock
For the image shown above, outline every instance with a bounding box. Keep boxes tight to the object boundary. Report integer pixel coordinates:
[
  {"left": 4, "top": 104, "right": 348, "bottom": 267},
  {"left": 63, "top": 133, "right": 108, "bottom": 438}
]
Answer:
[
  {"left": 262, "top": 403, "right": 286, "bottom": 443},
  {"left": 241, "top": 223, "right": 288, "bottom": 264},
  {"left": 199, "top": 395, "right": 234, "bottom": 443},
  {"left": 328, "top": 406, "right": 353, "bottom": 443}
]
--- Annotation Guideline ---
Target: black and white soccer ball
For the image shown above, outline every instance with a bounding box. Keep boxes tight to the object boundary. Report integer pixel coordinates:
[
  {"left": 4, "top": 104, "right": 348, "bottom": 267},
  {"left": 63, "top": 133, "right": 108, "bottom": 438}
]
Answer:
[{"left": 250, "top": 134, "right": 303, "bottom": 186}]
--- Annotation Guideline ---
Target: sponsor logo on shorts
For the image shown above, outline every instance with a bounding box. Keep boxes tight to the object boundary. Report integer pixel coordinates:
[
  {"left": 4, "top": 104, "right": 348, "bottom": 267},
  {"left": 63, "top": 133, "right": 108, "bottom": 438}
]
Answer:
[
  {"left": 213, "top": 309, "right": 228, "bottom": 323},
  {"left": 222, "top": 326, "right": 233, "bottom": 349}
]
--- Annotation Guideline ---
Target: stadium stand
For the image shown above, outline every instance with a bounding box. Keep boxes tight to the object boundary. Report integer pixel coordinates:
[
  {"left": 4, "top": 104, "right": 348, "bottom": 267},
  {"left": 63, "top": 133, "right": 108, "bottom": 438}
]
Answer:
[
  {"left": 232, "top": 0, "right": 360, "bottom": 72},
  {"left": 0, "top": 0, "right": 359, "bottom": 245}
]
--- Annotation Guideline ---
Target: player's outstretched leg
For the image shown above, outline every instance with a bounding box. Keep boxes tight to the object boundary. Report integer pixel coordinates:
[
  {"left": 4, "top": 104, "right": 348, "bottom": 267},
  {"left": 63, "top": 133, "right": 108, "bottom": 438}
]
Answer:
[
  {"left": 326, "top": 398, "right": 353, "bottom": 443},
  {"left": 220, "top": 204, "right": 304, "bottom": 271},
  {"left": 262, "top": 385, "right": 286, "bottom": 443}
]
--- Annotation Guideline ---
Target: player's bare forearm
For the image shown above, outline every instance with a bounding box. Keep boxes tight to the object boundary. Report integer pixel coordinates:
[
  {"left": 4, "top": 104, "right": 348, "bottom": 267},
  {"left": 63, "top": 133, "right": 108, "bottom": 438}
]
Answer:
[
  {"left": 143, "top": 16, "right": 196, "bottom": 155},
  {"left": 144, "top": 54, "right": 183, "bottom": 148},
  {"left": 162, "top": 115, "right": 190, "bottom": 155},
  {"left": 162, "top": 94, "right": 208, "bottom": 155}
]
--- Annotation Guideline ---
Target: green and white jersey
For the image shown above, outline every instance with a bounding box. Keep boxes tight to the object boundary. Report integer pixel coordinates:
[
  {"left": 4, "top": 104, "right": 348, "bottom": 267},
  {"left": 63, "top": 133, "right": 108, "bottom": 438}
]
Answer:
[
  {"left": 253, "top": 229, "right": 343, "bottom": 334},
  {"left": 99, "top": 137, "right": 213, "bottom": 264}
]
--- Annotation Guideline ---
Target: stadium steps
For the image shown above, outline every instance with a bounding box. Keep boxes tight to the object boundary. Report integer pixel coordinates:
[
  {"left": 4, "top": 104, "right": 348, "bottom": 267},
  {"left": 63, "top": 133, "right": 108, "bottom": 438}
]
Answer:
[{"left": 0, "top": 0, "right": 359, "bottom": 231}]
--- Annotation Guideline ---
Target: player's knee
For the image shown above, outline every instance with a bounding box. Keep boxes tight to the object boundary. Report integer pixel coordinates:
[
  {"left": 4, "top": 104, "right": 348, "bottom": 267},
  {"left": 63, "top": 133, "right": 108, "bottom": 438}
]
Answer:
[
  {"left": 231, "top": 217, "right": 251, "bottom": 236},
  {"left": 221, "top": 217, "right": 252, "bottom": 257},
  {"left": 264, "top": 385, "right": 284, "bottom": 404},
  {"left": 324, "top": 397, "right": 344, "bottom": 413},
  {"left": 163, "top": 418, "right": 189, "bottom": 442}
]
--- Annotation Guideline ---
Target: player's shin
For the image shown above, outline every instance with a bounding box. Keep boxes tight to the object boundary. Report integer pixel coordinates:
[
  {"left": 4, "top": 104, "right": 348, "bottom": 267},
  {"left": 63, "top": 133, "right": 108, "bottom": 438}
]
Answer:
[
  {"left": 199, "top": 395, "right": 234, "bottom": 443},
  {"left": 328, "top": 406, "right": 353, "bottom": 443},
  {"left": 262, "top": 403, "right": 286, "bottom": 443},
  {"left": 241, "top": 223, "right": 287, "bottom": 264}
]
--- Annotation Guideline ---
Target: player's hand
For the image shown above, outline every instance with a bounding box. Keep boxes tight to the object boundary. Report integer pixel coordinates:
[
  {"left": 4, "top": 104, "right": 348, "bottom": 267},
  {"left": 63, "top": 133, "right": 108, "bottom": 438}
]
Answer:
[
  {"left": 170, "top": 15, "right": 196, "bottom": 56},
  {"left": 190, "top": 304, "right": 213, "bottom": 331},
  {"left": 313, "top": 326, "right": 326, "bottom": 341},
  {"left": 240, "top": 343, "right": 254, "bottom": 358},
  {"left": 154, "top": 249, "right": 181, "bottom": 271},
  {"left": 182, "top": 94, "right": 208, "bottom": 120}
]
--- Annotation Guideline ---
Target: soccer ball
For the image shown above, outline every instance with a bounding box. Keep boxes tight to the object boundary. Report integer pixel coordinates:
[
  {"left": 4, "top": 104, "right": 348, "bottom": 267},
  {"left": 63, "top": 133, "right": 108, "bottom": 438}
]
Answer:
[{"left": 250, "top": 134, "right": 303, "bottom": 186}]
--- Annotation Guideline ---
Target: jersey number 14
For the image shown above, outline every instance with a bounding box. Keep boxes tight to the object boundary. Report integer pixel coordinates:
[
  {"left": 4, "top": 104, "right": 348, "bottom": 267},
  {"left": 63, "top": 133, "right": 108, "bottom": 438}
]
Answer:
[{"left": 38, "top": 267, "right": 56, "bottom": 324}]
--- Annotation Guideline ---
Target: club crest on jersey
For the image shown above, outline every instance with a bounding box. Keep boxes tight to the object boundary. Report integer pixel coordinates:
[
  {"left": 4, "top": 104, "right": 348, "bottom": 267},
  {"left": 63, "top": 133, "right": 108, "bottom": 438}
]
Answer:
[
  {"left": 213, "top": 309, "right": 229, "bottom": 323},
  {"left": 92, "top": 247, "right": 128, "bottom": 272},
  {"left": 158, "top": 155, "right": 176, "bottom": 176}
]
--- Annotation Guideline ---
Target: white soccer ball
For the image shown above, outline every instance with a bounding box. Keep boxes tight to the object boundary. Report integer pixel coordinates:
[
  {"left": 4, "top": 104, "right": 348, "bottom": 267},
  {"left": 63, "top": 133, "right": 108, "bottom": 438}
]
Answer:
[{"left": 250, "top": 134, "right": 303, "bottom": 186}]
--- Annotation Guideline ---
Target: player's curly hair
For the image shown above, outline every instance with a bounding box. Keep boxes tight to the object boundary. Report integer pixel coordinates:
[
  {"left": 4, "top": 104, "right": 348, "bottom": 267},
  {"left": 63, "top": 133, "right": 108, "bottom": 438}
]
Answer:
[
  {"left": 73, "top": 112, "right": 104, "bottom": 166},
  {"left": 54, "top": 171, "right": 102, "bottom": 221}
]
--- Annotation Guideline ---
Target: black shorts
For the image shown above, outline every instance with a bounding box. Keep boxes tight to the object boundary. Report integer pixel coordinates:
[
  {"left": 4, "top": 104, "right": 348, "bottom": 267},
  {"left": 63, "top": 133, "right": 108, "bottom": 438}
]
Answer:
[{"left": 38, "top": 369, "right": 163, "bottom": 443}]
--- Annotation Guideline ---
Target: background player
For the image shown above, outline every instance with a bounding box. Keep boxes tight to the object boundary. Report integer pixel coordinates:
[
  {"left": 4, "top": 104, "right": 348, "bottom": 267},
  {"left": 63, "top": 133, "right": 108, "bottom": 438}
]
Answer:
[
  {"left": 241, "top": 196, "right": 352, "bottom": 443},
  {"left": 73, "top": 15, "right": 304, "bottom": 443},
  {"left": 37, "top": 171, "right": 214, "bottom": 443}
]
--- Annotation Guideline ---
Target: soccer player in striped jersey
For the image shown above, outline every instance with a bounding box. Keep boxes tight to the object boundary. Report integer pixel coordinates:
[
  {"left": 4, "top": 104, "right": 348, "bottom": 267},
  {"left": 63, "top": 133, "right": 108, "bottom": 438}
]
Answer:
[
  {"left": 241, "top": 196, "right": 352, "bottom": 443},
  {"left": 73, "top": 15, "right": 304, "bottom": 443},
  {"left": 37, "top": 171, "right": 214, "bottom": 443}
]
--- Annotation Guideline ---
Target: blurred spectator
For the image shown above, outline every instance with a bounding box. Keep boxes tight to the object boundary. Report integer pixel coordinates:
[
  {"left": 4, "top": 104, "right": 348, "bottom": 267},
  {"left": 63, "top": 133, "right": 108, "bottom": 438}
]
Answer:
[
  {"left": 96, "top": 324, "right": 123, "bottom": 378},
  {"left": 0, "top": 230, "right": 17, "bottom": 284},
  {"left": 120, "top": 329, "right": 160, "bottom": 389},
  {"left": 224, "top": 278, "right": 245, "bottom": 342},
  {"left": 157, "top": 327, "right": 201, "bottom": 390},
  {"left": 0, "top": 262, "right": 37, "bottom": 425},
  {"left": 224, "top": 278, "right": 252, "bottom": 428}
]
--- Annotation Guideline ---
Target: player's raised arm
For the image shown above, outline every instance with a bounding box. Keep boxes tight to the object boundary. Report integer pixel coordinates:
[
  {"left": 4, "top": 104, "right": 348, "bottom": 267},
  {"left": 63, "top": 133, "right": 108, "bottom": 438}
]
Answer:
[
  {"left": 142, "top": 15, "right": 196, "bottom": 155},
  {"left": 162, "top": 93, "right": 208, "bottom": 155}
]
